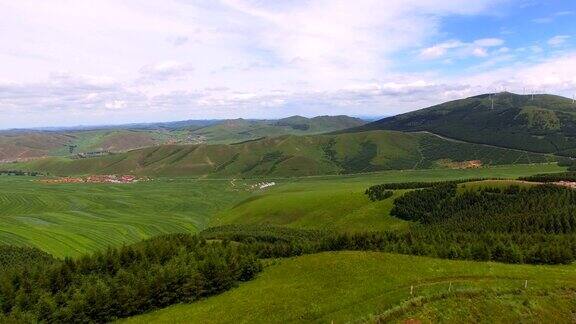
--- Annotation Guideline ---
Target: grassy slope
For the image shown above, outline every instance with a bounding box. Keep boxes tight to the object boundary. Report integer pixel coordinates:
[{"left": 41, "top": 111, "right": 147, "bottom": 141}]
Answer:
[
  {"left": 0, "top": 164, "right": 564, "bottom": 257},
  {"left": 5, "top": 130, "right": 556, "bottom": 178},
  {"left": 0, "top": 116, "right": 364, "bottom": 161},
  {"left": 351, "top": 93, "right": 576, "bottom": 156},
  {"left": 122, "top": 251, "right": 576, "bottom": 324},
  {"left": 212, "top": 164, "right": 563, "bottom": 231},
  {"left": 0, "top": 177, "right": 250, "bottom": 258},
  {"left": 186, "top": 115, "right": 365, "bottom": 144}
]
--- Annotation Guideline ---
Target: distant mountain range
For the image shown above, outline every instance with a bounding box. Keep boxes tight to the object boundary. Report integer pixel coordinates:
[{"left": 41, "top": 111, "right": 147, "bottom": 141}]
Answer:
[
  {"left": 0, "top": 115, "right": 365, "bottom": 162},
  {"left": 348, "top": 92, "right": 576, "bottom": 157},
  {"left": 4, "top": 92, "right": 574, "bottom": 177},
  {"left": 6, "top": 129, "right": 553, "bottom": 178}
]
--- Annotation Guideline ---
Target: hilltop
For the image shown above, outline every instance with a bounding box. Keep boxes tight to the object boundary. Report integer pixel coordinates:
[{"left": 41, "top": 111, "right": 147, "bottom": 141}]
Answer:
[{"left": 348, "top": 93, "right": 576, "bottom": 156}]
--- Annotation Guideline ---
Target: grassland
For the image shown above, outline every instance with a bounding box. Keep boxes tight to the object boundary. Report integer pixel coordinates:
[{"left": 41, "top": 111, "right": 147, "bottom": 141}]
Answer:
[
  {"left": 212, "top": 164, "right": 564, "bottom": 231},
  {"left": 123, "top": 251, "right": 576, "bottom": 323},
  {"left": 0, "top": 176, "right": 251, "bottom": 257},
  {"left": 4, "top": 130, "right": 557, "bottom": 178},
  {"left": 0, "top": 164, "right": 564, "bottom": 257}
]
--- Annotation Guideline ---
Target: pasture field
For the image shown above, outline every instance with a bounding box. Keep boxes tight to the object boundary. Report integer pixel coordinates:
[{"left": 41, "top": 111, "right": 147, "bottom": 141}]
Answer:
[
  {"left": 213, "top": 163, "right": 564, "bottom": 231},
  {"left": 123, "top": 251, "right": 576, "bottom": 323},
  {"left": 0, "top": 176, "right": 250, "bottom": 257},
  {"left": 0, "top": 163, "right": 565, "bottom": 257}
]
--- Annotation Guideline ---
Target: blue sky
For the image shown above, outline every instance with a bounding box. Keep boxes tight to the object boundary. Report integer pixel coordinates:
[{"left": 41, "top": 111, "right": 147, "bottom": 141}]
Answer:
[{"left": 0, "top": 0, "right": 575, "bottom": 128}]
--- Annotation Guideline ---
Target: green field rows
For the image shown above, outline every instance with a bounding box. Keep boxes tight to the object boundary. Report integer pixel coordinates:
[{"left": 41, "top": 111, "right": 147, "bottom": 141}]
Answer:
[
  {"left": 0, "top": 164, "right": 565, "bottom": 257},
  {"left": 0, "top": 177, "right": 250, "bottom": 257}
]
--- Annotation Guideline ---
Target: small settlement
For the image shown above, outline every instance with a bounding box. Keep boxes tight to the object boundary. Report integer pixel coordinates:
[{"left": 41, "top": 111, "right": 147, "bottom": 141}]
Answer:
[
  {"left": 553, "top": 181, "right": 576, "bottom": 189},
  {"left": 249, "top": 181, "right": 276, "bottom": 190},
  {"left": 40, "top": 175, "right": 147, "bottom": 184}
]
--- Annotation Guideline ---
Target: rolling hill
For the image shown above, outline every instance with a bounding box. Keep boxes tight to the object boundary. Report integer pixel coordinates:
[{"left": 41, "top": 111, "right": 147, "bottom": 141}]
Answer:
[
  {"left": 184, "top": 115, "right": 366, "bottom": 144},
  {"left": 0, "top": 115, "right": 365, "bottom": 162},
  {"left": 4, "top": 130, "right": 555, "bottom": 177},
  {"left": 349, "top": 92, "right": 576, "bottom": 156},
  {"left": 123, "top": 251, "right": 576, "bottom": 323}
]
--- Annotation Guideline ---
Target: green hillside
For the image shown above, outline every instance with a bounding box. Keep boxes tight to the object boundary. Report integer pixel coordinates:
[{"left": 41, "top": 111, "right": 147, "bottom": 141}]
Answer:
[
  {"left": 0, "top": 164, "right": 563, "bottom": 258},
  {"left": 123, "top": 251, "right": 576, "bottom": 323},
  {"left": 0, "top": 116, "right": 364, "bottom": 162},
  {"left": 350, "top": 93, "right": 576, "bottom": 156},
  {"left": 5, "top": 130, "right": 556, "bottom": 177},
  {"left": 186, "top": 115, "right": 365, "bottom": 144}
]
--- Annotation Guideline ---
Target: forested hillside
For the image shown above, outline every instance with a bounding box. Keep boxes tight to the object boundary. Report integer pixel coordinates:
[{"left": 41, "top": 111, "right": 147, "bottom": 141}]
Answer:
[
  {"left": 350, "top": 93, "right": 576, "bottom": 156},
  {"left": 3, "top": 130, "right": 554, "bottom": 177}
]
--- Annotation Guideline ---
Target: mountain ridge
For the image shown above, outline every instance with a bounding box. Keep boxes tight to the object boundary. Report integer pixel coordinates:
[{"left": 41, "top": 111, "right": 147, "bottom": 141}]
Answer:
[{"left": 345, "top": 92, "right": 576, "bottom": 156}]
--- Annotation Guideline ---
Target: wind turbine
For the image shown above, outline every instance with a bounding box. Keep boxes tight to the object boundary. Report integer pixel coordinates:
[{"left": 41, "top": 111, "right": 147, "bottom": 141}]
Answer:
[{"left": 491, "top": 92, "right": 494, "bottom": 109}]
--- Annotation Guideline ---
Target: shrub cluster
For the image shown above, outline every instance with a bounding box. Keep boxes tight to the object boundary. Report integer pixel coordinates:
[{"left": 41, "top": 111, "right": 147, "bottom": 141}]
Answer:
[{"left": 364, "top": 186, "right": 393, "bottom": 201}]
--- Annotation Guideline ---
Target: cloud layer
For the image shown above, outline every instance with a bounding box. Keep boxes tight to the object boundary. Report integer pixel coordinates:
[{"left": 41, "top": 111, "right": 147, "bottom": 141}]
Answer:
[{"left": 0, "top": 0, "right": 575, "bottom": 128}]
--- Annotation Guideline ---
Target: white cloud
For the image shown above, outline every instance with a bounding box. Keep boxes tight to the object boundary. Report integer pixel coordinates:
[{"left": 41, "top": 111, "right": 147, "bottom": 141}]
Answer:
[
  {"left": 420, "top": 40, "right": 463, "bottom": 59},
  {"left": 472, "top": 47, "right": 488, "bottom": 57},
  {"left": 474, "top": 38, "right": 504, "bottom": 47},
  {"left": 533, "top": 11, "right": 574, "bottom": 24},
  {"left": 419, "top": 38, "right": 503, "bottom": 60},
  {"left": 0, "top": 0, "right": 574, "bottom": 128},
  {"left": 138, "top": 61, "right": 195, "bottom": 82},
  {"left": 548, "top": 35, "right": 571, "bottom": 47}
]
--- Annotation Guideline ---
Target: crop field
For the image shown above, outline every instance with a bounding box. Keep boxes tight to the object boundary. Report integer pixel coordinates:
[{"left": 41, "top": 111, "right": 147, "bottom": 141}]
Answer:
[
  {"left": 123, "top": 251, "right": 576, "bottom": 323},
  {"left": 0, "top": 177, "right": 251, "bottom": 257},
  {"left": 0, "top": 163, "right": 565, "bottom": 257}
]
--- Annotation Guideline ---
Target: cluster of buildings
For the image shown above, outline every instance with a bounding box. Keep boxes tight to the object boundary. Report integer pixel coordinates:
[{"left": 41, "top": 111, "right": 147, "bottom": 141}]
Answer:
[
  {"left": 553, "top": 181, "right": 576, "bottom": 189},
  {"left": 249, "top": 181, "right": 276, "bottom": 190},
  {"left": 40, "top": 175, "right": 146, "bottom": 184}
]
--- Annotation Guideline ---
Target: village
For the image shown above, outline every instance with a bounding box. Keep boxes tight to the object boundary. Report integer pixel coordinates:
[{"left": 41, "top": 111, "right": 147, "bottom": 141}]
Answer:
[
  {"left": 39, "top": 174, "right": 148, "bottom": 184},
  {"left": 250, "top": 181, "right": 276, "bottom": 190}
]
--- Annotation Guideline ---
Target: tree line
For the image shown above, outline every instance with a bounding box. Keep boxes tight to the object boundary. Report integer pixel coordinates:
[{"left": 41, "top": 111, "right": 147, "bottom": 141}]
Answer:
[
  {"left": 519, "top": 172, "right": 576, "bottom": 183},
  {"left": 0, "top": 170, "right": 43, "bottom": 176}
]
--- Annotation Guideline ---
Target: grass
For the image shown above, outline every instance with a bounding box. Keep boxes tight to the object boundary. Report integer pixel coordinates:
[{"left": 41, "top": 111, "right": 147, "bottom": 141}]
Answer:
[
  {"left": 212, "top": 164, "right": 565, "bottom": 231},
  {"left": 121, "top": 251, "right": 576, "bottom": 323},
  {"left": 4, "top": 130, "right": 556, "bottom": 178},
  {"left": 0, "top": 163, "right": 566, "bottom": 257},
  {"left": 0, "top": 176, "right": 250, "bottom": 258},
  {"left": 393, "top": 290, "right": 576, "bottom": 323}
]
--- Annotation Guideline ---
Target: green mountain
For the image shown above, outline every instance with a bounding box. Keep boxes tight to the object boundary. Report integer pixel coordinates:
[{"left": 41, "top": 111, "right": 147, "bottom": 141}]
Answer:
[
  {"left": 0, "top": 115, "right": 365, "bottom": 162},
  {"left": 7, "top": 130, "right": 554, "bottom": 177},
  {"left": 348, "top": 93, "right": 576, "bottom": 156},
  {"left": 184, "top": 115, "right": 365, "bottom": 144}
]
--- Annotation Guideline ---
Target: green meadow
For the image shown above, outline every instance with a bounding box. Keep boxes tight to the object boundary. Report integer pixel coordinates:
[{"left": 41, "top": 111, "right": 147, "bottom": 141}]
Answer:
[
  {"left": 213, "top": 163, "right": 564, "bottom": 231},
  {"left": 0, "top": 163, "right": 564, "bottom": 257},
  {"left": 0, "top": 177, "right": 250, "bottom": 257},
  {"left": 123, "top": 251, "right": 576, "bottom": 323}
]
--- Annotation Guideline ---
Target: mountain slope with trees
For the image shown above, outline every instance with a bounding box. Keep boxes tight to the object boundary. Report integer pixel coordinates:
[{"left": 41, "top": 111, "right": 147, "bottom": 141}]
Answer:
[
  {"left": 3, "top": 130, "right": 555, "bottom": 177},
  {"left": 348, "top": 93, "right": 576, "bottom": 156}
]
